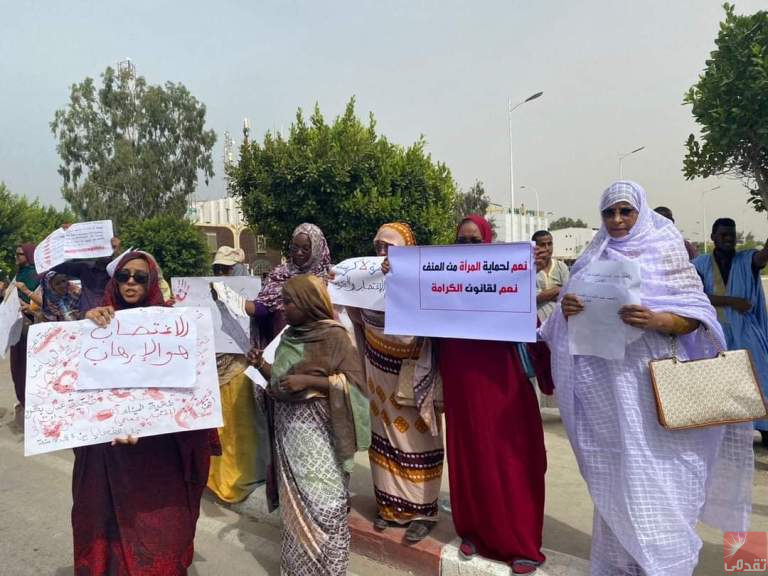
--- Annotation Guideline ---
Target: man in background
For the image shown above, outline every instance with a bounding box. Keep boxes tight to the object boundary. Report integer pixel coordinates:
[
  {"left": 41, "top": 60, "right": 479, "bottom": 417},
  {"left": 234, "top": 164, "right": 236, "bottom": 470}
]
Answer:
[
  {"left": 693, "top": 218, "right": 768, "bottom": 446},
  {"left": 654, "top": 206, "right": 698, "bottom": 260},
  {"left": 532, "top": 230, "right": 569, "bottom": 323}
]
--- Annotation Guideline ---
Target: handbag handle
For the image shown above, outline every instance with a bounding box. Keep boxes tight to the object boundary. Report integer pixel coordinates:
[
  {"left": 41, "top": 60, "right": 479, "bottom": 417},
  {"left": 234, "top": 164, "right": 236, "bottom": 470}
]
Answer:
[{"left": 669, "top": 327, "right": 724, "bottom": 363}]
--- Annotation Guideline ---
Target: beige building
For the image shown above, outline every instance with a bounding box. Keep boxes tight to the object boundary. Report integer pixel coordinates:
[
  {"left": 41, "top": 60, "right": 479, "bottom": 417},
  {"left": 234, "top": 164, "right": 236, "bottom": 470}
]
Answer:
[{"left": 188, "top": 197, "right": 281, "bottom": 276}]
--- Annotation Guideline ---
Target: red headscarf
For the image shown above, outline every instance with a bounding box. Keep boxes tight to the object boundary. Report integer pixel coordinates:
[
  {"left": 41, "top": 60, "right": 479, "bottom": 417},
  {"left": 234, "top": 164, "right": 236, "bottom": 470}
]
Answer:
[
  {"left": 457, "top": 214, "right": 493, "bottom": 244},
  {"left": 18, "top": 243, "right": 36, "bottom": 266},
  {"left": 102, "top": 251, "right": 167, "bottom": 309}
]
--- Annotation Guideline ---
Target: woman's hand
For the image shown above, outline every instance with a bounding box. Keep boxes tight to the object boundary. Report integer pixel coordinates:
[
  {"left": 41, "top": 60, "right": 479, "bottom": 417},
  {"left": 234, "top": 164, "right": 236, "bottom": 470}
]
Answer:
[
  {"left": 561, "top": 294, "right": 584, "bottom": 318},
  {"left": 279, "top": 374, "right": 314, "bottom": 393},
  {"left": 618, "top": 305, "right": 657, "bottom": 330},
  {"left": 381, "top": 258, "right": 391, "bottom": 275},
  {"left": 16, "top": 282, "right": 31, "bottom": 296},
  {"left": 86, "top": 306, "right": 116, "bottom": 327},
  {"left": 111, "top": 434, "right": 139, "bottom": 446}
]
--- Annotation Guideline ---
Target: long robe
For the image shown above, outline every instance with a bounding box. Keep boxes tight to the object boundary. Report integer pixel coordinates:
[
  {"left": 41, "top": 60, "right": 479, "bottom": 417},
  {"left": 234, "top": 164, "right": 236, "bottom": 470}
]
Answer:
[
  {"left": 72, "top": 431, "right": 212, "bottom": 576},
  {"left": 693, "top": 250, "right": 768, "bottom": 431},
  {"left": 438, "top": 339, "right": 548, "bottom": 565}
]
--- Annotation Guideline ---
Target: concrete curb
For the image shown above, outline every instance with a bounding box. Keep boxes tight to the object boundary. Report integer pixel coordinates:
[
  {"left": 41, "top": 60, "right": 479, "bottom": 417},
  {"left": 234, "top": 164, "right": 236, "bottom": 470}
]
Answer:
[{"left": 226, "top": 486, "right": 591, "bottom": 576}]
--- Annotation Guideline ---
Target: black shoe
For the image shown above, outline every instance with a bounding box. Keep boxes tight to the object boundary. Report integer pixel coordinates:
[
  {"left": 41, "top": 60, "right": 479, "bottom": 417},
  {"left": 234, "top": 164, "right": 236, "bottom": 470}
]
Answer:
[
  {"left": 761, "top": 430, "right": 768, "bottom": 448},
  {"left": 404, "top": 520, "right": 434, "bottom": 543},
  {"left": 373, "top": 515, "right": 390, "bottom": 531}
]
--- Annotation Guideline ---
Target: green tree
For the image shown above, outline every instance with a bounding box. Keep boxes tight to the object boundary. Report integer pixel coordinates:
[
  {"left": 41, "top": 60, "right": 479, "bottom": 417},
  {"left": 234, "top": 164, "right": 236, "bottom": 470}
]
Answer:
[
  {"left": 549, "top": 217, "right": 589, "bottom": 231},
  {"left": 454, "top": 181, "right": 498, "bottom": 238},
  {"left": 683, "top": 3, "right": 768, "bottom": 212},
  {"left": 0, "top": 183, "right": 74, "bottom": 280},
  {"left": 51, "top": 65, "right": 217, "bottom": 226},
  {"left": 228, "top": 98, "right": 458, "bottom": 260},
  {"left": 120, "top": 215, "right": 209, "bottom": 278}
]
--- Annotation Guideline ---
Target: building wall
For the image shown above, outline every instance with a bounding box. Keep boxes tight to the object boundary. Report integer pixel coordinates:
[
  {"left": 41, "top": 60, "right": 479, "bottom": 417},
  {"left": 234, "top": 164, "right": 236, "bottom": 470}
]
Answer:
[{"left": 551, "top": 227, "right": 597, "bottom": 262}]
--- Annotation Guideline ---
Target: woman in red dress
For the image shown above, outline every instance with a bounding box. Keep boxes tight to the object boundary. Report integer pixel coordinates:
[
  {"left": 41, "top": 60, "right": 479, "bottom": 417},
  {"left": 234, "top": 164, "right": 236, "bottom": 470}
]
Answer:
[
  {"left": 438, "top": 215, "right": 551, "bottom": 575},
  {"left": 75, "top": 251, "right": 218, "bottom": 576}
]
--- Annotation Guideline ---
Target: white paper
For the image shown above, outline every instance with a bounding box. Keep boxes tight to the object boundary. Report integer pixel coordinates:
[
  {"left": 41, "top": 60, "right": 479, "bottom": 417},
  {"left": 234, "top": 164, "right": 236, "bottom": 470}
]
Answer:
[
  {"left": 0, "top": 283, "right": 22, "bottom": 358},
  {"left": 567, "top": 280, "right": 631, "bottom": 360},
  {"left": 172, "top": 276, "right": 262, "bottom": 353},
  {"left": 76, "top": 307, "right": 198, "bottom": 390},
  {"left": 328, "top": 257, "right": 386, "bottom": 311},
  {"left": 35, "top": 220, "right": 114, "bottom": 274},
  {"left": 385, "top": 243, "right": 537, "bottom": 342},
  {"left": 243, "top": 327, "right": 286, "bottom": 390},
  {"left": 212, "top": 281, "right": 247, "bottom": 317},
  {"left": 244, "top": 366, "right": 268, "bottom": 389},
  {"left": 24, "top": 307, "right": 222, "bottom": 456}
]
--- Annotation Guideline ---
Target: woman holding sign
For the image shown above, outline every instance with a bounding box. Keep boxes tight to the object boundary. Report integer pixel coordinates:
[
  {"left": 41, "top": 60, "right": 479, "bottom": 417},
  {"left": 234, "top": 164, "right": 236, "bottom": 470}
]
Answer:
[
  {"left": 10, "top": 243, "right": 39, "bottom": 407},
  {"left": 248, "top": 223, "right": 332, "bottom": 346},
  {"left": 248, "top": 274, "right": 369, "bottom": 576},
  {"left": 437, "top": 215, "right": 551, "bottom": 574},
  {"left": 347, "top": 222, "right": 445, "bottom": 543},
  {"left": 543, "top": 181, "right": 753, "bottom": 576},
  {"left": 76, "top": 251, "right": 218, "bottom": 576}
]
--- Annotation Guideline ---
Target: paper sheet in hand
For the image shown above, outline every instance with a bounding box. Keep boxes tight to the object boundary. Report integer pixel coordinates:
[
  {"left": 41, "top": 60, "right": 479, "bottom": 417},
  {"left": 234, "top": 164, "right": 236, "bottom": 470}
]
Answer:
[
  {"left": 328, "top": 257, "right": 386, "bottom": 311},
  {"left": 34, "top": 220, "right": 114, "bottom": 274},
  {"left": 212, "top": 282, "right": 248, "bottom": 317},
  {"left": 0, "top": 283, "right": 22, "bottom": 358},
  {"left": 172, "top": 276, "right": 261, "bottom": 353},
  {"left": 243, "top": 327, "right": 287, "bottom": 389},
  {"left": 76, "top": 307, "right": 198, "bottom": 390},
  {"left": 385, "top": 243, "right": 536, "bottom": 342},
  {"left": 24, "top": 306, "right": 221, "bottom": 455},
  {"left": 567, "top": 280, "right": 632, "bottom": 360}
]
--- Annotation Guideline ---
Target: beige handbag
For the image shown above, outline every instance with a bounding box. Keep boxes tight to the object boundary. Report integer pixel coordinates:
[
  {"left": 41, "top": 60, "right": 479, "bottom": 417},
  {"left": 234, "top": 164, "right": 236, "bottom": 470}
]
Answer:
[{"left": 649, "top": 335, "right": 768, "bottom": 430}]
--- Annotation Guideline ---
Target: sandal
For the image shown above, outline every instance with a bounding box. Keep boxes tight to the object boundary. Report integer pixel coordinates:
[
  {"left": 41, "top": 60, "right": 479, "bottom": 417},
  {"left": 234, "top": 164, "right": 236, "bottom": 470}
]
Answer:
[
  {"left": 458, "top": 539, "right": 477, "bottom": 560},
  {"left": 511, "top": 559, "right": 541, "bottom": 574},
  {"left": 404, "top": 519, "right": 434, "bottom": 543}
]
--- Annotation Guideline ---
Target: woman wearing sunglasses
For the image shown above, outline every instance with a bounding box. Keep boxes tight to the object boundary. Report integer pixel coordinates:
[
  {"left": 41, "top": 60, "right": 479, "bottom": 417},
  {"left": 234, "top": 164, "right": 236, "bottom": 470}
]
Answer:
[
  {"left": 542, "top": 181, "right": 753, "bottom": 575},
  {"left": 434, "top": 215, "right": 551, "bottom": 574},
  {"left": 77, "top": 251, "right": 218, "bottom": 576}
]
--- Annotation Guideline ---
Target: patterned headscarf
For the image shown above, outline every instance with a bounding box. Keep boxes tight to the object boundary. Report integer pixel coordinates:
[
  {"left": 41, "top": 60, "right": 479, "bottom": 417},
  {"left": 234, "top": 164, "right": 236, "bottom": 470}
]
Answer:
[
  {"left": 40, "top": 271, "right": 81, "bottom": 322},
  {"left": 102, "top": 251, "right": 168, "bottom": 310},
  {"left": 373, "top": 222, "right": 417, "bottom": 247},
  {"left": 256, "top": 223, "right": 332, "bottom": 312}
]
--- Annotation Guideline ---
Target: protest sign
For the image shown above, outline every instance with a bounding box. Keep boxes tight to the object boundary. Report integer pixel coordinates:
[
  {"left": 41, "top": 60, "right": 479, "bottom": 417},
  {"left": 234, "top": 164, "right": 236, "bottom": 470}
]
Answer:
[
  {"left": 24, "top": 306, "right": 221, "bottom": 456},
  {"left": 567, "top": 260, "right": 642, "bottom": 360},
  {"left": 172, "top": 276, "right": 262, "bottom": 353},
  {"left": 34, "top": 220, "right": 114, "bottom": 274},
  {"left": 0, "top": 283, "right": 22, "bottom": 359},
  {"left": 77, "top": 307, "right": 198, "bottom": 390},
  {"left": 385, "top": 243, "right": 536, "bottom": 342},
  {"left": 328, "top": 256, "right": 386, "bottom": 311}
]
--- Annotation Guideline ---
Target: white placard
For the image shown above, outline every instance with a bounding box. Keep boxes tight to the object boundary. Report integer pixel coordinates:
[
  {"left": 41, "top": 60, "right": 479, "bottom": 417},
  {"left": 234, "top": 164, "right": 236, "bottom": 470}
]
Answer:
[
  {"left": 385, "top": 243, "right": 537, "bottom": 342},
  {"left": 212, "top": 281, "right": 248, "bottom": 317},
  {"left": 34, "top": 220, "right": 114, "bottom": 274},
  {"left": 172, "top": 276, "right": 262, "bottom": 353},
  {"left": 0, "top": 283, "right": 22, "bottom": 358},
  {"left": 24, "top": 306, "right": 221, "bottom": 456},
  {"left": 567, "top": 260, "right": 642, "bottom": 360},
  {"left": 76, "top": 307, "right": 198, "bottom": 390},
  {"left": 243, "top": 327, "right": 287, "bottom": 390},
  {"left": 328, "top": 257, "right": 386, "bottom": 311}
]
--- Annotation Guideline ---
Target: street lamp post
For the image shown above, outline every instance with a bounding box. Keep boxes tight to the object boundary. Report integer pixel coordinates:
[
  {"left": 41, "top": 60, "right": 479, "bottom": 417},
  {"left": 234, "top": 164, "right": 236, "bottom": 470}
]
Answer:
[
  {"left": 618, "top": 146, "right": 645, "bottom": 179},
  {"left": 520, "top": 185, "right": 540, "bottom": 215},
  {"left": 508, "top": 91, "right": 543, "bottom": 242},
  {"left": 701, "top": 185, "right": 721, "bottom": 255}
]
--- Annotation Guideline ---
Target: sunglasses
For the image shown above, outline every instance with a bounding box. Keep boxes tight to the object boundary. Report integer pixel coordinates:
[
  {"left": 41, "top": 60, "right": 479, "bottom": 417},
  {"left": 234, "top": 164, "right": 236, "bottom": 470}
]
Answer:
[
  {"left": 601, "top": 207, "right": 637, "bottom": 219},
  {"left": 115, "top": 269, "right": 150, "bottom": 285},
  {"left": 456, "top": 237, "right": 483, "bottom": 244}
]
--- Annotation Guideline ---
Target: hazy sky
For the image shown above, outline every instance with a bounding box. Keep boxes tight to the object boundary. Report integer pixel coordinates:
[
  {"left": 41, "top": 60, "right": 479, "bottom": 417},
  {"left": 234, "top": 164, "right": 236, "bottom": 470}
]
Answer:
[{"left": 1, "top": 0, "right": 766, "bottom": 242}]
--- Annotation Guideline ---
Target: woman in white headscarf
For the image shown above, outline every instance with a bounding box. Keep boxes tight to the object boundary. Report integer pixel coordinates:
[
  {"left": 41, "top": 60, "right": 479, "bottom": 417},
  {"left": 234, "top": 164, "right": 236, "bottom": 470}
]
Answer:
[{"left": 542, "top": 181, "right": 753, "bottom": 576}]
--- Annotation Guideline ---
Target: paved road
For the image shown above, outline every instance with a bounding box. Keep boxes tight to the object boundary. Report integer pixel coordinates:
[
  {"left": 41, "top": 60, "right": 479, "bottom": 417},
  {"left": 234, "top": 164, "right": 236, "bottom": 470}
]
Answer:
[
  {"left": 2, "top": 355, "right": 767, "bottom": 575},
  {"left": 0, "top": 358, "right": 405, "bottom": 576}
]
